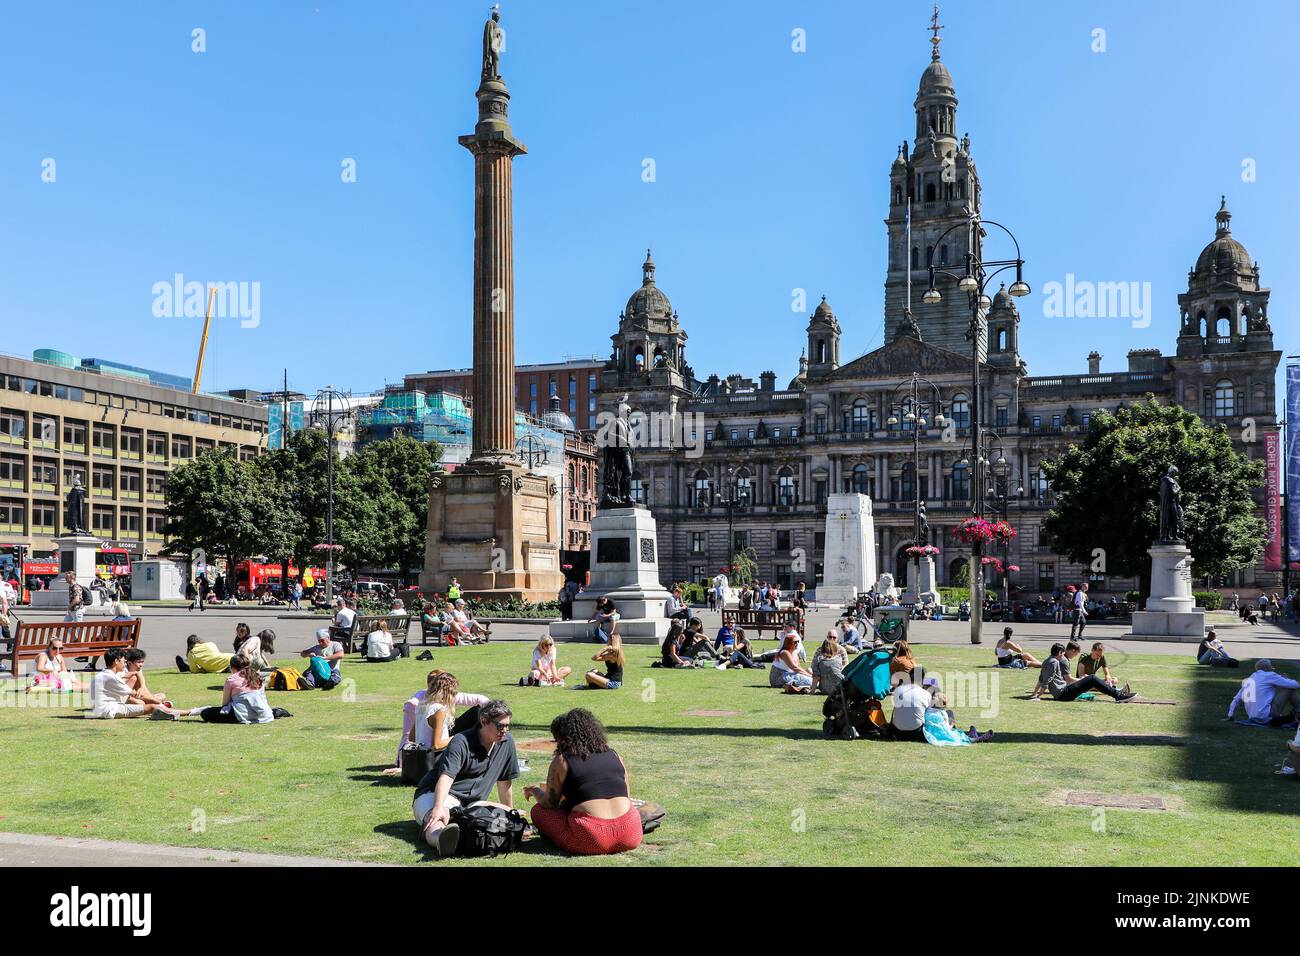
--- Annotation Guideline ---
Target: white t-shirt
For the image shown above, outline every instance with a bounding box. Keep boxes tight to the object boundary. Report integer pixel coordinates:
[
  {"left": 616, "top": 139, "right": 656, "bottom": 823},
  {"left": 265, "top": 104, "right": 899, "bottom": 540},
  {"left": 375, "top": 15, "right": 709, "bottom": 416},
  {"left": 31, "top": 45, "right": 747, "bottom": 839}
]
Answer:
[
  {"left": 891, "top": 683, "right": 932, "bottom": 732},
  {"left": 412, "top": 692, "right": 489, "bottom": 749},
  {"left": 90, "top": 669, "right": 134, "bottom": 718},
  {"left": 366, "top": 629, "right": 394, "bottom": 658},
  {"left": 531, "top": 646, "right": 555, "bottom": 673},
  {"left": 0, "top": 580, "right": 14, "bottom": 604},
  {"left": 335, "top": 607, "right": 356, "bottom": 629}
]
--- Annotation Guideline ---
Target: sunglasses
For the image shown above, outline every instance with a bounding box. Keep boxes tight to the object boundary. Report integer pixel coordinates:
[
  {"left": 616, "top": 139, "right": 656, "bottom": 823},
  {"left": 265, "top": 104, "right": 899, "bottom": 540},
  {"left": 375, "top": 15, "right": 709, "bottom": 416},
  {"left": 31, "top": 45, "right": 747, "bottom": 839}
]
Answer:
[{"left": 491, "top": 721, "right": 511, "bottom": 732}]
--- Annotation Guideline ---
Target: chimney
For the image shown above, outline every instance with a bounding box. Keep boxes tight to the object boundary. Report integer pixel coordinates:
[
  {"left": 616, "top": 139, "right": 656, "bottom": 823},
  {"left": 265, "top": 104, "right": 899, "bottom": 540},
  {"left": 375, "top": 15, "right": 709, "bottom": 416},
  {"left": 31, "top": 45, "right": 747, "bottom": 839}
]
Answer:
[
  {"left": 759, "top": 370, "right": 776, "bottom": 392},
  {"left": 1087, "top": 351, "right": 1101, "bottom": 375}
]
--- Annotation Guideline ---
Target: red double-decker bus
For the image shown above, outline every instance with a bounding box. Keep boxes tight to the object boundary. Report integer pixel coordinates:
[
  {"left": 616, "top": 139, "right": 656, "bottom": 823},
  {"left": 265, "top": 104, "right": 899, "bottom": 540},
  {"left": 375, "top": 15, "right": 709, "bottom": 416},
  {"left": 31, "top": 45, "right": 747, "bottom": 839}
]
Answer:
[
  {"left": 96, "top": 547, "right": 132, "bottom": 579},
  {"left": 234, "top": 560, "right": 325, "bottom": 596}
]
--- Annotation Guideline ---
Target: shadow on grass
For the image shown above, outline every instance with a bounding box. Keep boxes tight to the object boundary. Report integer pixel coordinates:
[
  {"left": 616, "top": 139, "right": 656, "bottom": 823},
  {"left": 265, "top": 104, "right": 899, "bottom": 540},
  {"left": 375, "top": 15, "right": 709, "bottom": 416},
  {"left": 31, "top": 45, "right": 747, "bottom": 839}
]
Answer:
[
  {"left": 348, "top": 765, "right": 411, "bottom": 787},
  {"left": 986, "top": 732, "right": 1183, "bottom": 746},
  {"left": 1180, "top": 655, "right": 1300, "bottom": 813}
]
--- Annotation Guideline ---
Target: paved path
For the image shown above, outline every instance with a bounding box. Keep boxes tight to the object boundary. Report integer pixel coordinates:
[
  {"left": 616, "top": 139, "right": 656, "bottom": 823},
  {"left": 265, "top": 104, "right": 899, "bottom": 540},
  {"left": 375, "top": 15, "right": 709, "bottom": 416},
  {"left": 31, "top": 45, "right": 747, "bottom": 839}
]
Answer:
[{"left": 0, "top": 831, "right": 378, "bottom": 867}]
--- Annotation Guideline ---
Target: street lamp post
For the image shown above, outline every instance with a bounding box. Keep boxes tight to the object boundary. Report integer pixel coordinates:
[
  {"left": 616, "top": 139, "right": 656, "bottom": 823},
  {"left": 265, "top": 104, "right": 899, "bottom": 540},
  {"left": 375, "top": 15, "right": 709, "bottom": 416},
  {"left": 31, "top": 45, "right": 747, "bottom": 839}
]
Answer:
[
  {"left": 983, "top": 440, "right": 1022, "bottom": 620},
  {"left": 315, "top": 386, "right": 351, "bottom": 606},
  {"left": 886, "top": 373, "right": 947, "bottom": 603},
  {"left": 717, "top": 466, "right": 744, "bottom": 582},
  {"left": 922, "top": 209, "right": 1029, "bottom": 642}
]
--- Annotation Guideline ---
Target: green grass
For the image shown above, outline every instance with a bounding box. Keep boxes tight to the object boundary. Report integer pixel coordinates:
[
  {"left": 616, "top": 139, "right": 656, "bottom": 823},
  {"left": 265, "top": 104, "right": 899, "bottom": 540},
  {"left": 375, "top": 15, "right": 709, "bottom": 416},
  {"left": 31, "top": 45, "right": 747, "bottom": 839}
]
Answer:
[{"left": 1, "top": 641, "right": 1296, "bottom": 866}]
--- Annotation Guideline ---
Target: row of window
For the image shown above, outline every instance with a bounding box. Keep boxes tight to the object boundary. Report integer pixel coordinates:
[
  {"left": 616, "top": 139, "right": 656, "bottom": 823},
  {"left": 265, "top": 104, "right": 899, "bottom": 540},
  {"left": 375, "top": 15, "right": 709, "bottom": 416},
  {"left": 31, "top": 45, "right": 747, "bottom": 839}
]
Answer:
[
  {"left": 0, "top": 412, "right": 257, "bottom": 459},
  {"left": 1, "top": 374, "right": 265, "bottom": 432},
  {"left": 0, "top": 498, "right": 166, "bottom": 536}
]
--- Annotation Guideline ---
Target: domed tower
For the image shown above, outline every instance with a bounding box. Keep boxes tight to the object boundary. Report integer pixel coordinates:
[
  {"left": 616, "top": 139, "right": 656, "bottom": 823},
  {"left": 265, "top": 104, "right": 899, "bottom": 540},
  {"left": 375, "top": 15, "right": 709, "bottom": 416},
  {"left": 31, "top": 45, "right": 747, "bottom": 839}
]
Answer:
[
  {"left": 606, "top": 249, "right": 690, "bottom": 384},
  {"left": 985, "top": 282, "right": 1021, "bottom": 369},
  {"left": 806, "top": 296, "right": 841, "bottom": 379},
  {"left": 1176, "top": 197, "right": 1272, "bottom": 356},
  {"left": 884, "top": 6, "right": 983, "bottom": 355}
]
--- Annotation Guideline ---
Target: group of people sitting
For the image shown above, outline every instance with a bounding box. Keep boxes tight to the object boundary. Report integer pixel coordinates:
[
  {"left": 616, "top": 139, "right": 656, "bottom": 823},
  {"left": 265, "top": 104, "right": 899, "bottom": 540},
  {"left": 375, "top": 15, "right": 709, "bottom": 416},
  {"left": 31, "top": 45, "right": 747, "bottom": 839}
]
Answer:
[
  {"left": 519, "top": 634, "right": 625, "bottom": 690},
  {"left": 737, "top": 581, "right": 784, "bottom": 612},
  {"left": 419, "top": 598, "right": 492, "bottom": 645},
  {"left": 658, "top": 617, "right": 763, "bottom": 669},
  {"left": 392, "top": 670, "right": 642, "bottom": 857}
]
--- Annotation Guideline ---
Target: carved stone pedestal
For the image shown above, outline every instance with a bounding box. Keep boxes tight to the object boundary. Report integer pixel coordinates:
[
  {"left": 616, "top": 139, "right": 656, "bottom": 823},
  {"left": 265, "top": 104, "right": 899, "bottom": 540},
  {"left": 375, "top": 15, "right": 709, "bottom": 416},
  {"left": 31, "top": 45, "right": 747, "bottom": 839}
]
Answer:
[
  {"left": 1129, "top": 542, "right": 1205, "bottom": 641},
  {"left": 419, "top": 461, "right": 562, "bottom": 604}
]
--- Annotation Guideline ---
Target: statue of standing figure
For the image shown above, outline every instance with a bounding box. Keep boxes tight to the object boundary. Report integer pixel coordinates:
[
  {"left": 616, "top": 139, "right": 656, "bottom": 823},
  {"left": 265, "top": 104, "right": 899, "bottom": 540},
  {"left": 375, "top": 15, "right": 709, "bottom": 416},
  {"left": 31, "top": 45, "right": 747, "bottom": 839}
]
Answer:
[
  {"left": 600, "top": 396, "right": 636, "bottom": 509},
  {"left": 1158, "top": 465, "right": 1185, "bottom": 543},
  {"left": 917, "top": 500, "right": 930, "bottom": 545},
  {"left": 481, "top": 7, "right": 503, "bottom": 81},
  {"left": 65, "top": 475, "right": 88, "bottom": 535}
]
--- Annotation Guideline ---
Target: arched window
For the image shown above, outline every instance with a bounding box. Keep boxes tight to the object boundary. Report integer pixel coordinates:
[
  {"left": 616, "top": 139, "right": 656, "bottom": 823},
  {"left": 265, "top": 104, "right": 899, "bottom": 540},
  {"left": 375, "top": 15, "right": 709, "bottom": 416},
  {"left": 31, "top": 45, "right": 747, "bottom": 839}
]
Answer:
[
  {"left": 568, "top": 463, "right": 574, "bottom": 485},
  {"left": 653, "top": 347, "right": 666, "bottom": 367},
  {"left": 958, "top": 179, "right": 966, "bottom": 199},
  {"left": 580, "top": 467, "right": 588, "bottom": 494},
  {"left": 1216, "top": 308, "right": 1232, "bottom": 338},
  {"left": 911, "top": 246, "right": 919, "bottom": 270},
  {"left": 851, "top": 462, "right": 871, "bottom": 496},
  {"left": 850, "top": 400, "right": 870, "bottom": 433},
  {"left": 816, "top": 340, "right": 827, "bottom": 364},
  {"left": 996, "top": 328, "right": 1008, "bottom": 351},
  {"left": 1197, "top": 312, "right": 1208, "bottom": 337},
  {"left": 950, "top": 393, "right": 970, "bottom": 430},
  {"left": 777, "top": 467, "right": 796, "bottom": 506},
  {"left": 925, "top": 182, "right": 936, "bottom": 202},
  {"left": 899, "top": 462, "right": 915, "bottom": 502},
  {"left": 925, "top": 245, "right": 934, "bottom": 267},
  {"left": 633, "top": 347, "right": 645, "bottom": 370},
  {"left": 693, "top": 470, "right": 711, "bottom": 507},
  {"left": 1214, "top": 379, "right": 1235, "bottom": 418},
  {"left": 1240, "top": 308, "right": 1250, "bottom": 336},
  {"left": 630, "top": 472, "right": 645, "bottom": 504}
]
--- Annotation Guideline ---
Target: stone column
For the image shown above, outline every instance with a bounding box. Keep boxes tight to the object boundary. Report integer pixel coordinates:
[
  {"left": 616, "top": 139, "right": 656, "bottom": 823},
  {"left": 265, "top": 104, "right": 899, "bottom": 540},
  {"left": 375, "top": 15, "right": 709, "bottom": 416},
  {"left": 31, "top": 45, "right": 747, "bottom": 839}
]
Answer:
[{"left": 459, "top": 47, "right": 526, "bottom": 463}]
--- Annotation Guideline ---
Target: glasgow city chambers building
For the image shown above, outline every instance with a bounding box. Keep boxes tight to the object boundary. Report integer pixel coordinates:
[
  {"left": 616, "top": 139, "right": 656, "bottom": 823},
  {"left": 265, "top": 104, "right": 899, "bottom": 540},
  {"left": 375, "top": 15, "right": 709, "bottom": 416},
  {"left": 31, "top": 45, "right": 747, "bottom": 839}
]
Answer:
[{"left": 593, "top": 33, "right": 1281, "bottom": 600}]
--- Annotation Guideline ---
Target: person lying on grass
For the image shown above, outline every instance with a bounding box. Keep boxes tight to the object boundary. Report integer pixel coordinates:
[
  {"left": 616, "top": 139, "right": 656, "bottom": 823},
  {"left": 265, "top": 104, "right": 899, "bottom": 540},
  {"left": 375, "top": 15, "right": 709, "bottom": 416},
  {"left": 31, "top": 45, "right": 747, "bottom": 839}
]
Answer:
[
  {"left": 413, "top": 699, "right": 519, "bottom": 859},
  {"left": 1072, "top": 641, "right": 1128, "bottom": 693},
  {"left": 995, "top": 627, "right": 1041, "bottom": 668},
  {"left": 923, "top": 690, "right": 993, "bottom": 744},
  {"left": 1032, "top": 643, "right": 1135, "bottom": 702},
  {"left": 175, "top": 635, "right": 233, "bottom": 674},
  {"left": 410, "top": 671, "right": 489, "bottom": 751},
  {"left": 586, "top": 632, "right": 625, "bottom": 689},
  {"left": 522, "top": 636, "right": 572, "bottom": 687},
  {"left": 773, "top": 633, "right": 814, "bottom": 693},
  {"left": 88, "top": 648, "right": 185, "bottom": 720},
  {"left": 26, "top": 638, "right": 85, "bottom": 693},
  {"left": 525, "top": 707, "right": 641, "bottom": 856}
]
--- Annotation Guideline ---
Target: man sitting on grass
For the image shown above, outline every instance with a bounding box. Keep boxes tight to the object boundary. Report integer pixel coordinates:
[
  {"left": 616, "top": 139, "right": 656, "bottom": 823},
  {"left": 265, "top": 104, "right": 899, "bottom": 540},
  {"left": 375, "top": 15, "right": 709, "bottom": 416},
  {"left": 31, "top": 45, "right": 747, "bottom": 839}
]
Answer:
[
  {"left": 89, "top": 648, "right": 184, "bottom": 720},
  {"left": 300, "top": 627, "right": 345, "bottom": 688},
  {"left": 1032, "top": 643, "right": 1135, "bottom": 703},
  {"left": 412, "top": 699, "right": 520, "bottom": 858},
  {"left": 1227, "top": 659, "right": 1300, "bottom": 727},
  {"left": 1071, "top": 641, "right": 1129, "bottom": 695},
  {"left": 175, "top": 635, "right": 232, "bottom": 674}
]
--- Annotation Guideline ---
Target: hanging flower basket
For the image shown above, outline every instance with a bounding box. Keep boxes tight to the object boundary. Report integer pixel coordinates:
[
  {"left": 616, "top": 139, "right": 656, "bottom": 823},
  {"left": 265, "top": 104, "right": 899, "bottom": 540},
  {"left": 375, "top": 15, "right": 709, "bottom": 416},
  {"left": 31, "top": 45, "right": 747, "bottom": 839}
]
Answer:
[
  {"left": 906, "top": 545, "right": 941, "bottom": 557},
  {"left": 954, "top": 518, "right": 996, "bottom": 544},
  {"left": 981, "top": 556, "right": 1005, "bottom": 575},
  {"left": 991, "top": 520, "right": 1018, "bottom": 541},
  {"left": 1007, "top": 564, "right": 1020, "bottom": 573}
]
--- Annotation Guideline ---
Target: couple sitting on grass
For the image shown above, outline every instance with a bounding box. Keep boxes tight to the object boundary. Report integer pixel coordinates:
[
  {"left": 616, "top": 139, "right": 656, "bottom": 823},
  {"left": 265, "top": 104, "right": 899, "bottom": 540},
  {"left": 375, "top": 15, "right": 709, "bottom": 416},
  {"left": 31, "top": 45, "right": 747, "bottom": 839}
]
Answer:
[
  {"left": 1032, "top": 642, "right": 1135, "bottom": 702},
  {"left": 520, "top": 635, "right": 625, "bottom": 690},
  {"left": 88, "top": 647, "right": 287, "bottom": 724},
  {"left": 889, "top": 673, "right": 993, "bottom": 745},
  {"left": 413, "top": 701, "right": 642, "bottom": 858}
]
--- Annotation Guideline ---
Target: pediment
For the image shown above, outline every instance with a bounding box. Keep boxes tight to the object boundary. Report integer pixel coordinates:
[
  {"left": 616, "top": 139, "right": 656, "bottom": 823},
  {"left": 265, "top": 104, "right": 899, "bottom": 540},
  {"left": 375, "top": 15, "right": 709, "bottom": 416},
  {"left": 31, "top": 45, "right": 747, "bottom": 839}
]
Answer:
[{"left": 831, "top": 336, "right": 976, "bottom": 380}]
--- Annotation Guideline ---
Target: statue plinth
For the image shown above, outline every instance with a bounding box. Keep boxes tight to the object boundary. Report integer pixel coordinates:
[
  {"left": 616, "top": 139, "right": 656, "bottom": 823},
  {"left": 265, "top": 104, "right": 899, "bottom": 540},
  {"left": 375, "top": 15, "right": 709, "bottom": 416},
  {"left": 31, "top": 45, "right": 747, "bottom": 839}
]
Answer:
[
  {"left": 548, "top": 507, "right": 671, "bottom": 644},
  {"left": 30, "top": 533, "right": 104, "bottom": 609},
  {"left": 815, "top": 493, "right": 877, "bottom": 606},
  {"left": 419, "top": 460, "right": 562, "bottom": 604},
  {"left": 1129, "top": 541, "right": 1205, "bottom": 641},
  {"left": 901, "top": 555, "right": 940, "bottom": 606}
]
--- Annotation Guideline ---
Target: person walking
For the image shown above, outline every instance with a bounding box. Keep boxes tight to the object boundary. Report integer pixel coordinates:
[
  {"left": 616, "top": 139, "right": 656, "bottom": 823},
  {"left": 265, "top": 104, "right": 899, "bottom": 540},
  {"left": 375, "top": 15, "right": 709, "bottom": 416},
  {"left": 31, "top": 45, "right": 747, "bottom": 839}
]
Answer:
[
  {"left": 63, "top": 572, "right": 86, "bottom": 623},
  {"left": 1068, "top": 583, "right": 1089, "bottom": 640}
]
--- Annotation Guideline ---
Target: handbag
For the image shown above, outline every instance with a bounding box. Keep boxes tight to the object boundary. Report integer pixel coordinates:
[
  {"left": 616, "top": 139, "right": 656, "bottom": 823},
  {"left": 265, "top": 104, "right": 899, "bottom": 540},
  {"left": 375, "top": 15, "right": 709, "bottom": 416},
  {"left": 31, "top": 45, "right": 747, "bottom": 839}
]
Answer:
[
  {"left": 449, "top": 804, "right": 527, "bottom": 857},
  {"left": 400, "top": 744, "right": 433, "bottom": 785}
]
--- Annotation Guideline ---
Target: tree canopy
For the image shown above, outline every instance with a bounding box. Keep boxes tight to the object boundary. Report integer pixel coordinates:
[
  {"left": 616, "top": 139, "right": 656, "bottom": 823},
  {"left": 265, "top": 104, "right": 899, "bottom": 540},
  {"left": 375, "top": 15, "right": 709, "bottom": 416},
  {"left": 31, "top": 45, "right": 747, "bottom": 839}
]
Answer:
[{"left": 1040, "top": 397, "right": 1265, "bottom": 590}]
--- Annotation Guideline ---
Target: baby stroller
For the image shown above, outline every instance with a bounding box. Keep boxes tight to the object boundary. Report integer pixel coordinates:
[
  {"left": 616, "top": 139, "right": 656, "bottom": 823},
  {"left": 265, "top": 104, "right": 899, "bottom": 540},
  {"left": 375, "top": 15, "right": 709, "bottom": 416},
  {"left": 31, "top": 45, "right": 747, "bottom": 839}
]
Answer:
[{"left": 822, "top": 645, "right": 895, "bottom": 739}]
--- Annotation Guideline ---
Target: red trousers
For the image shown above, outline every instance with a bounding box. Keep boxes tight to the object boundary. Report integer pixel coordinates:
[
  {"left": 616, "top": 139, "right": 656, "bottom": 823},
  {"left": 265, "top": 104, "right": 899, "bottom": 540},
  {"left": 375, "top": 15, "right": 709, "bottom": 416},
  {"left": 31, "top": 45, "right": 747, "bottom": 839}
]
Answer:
[{"left": 530, "top": 805, "right": 643, "bottom": 855}]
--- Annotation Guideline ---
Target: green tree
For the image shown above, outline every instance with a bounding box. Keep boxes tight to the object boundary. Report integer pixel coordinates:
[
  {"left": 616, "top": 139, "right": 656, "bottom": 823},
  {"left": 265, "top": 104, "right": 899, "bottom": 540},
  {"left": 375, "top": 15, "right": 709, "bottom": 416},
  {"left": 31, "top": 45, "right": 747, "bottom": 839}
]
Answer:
[
  {"left": 349, "top": 434, "right": 441, "bottom": 584},
  {"left": 1040, "top": 397, "right": 1265, "bottom": 596},
  {"left": 162, "top": 449, "right": 291, "bottom": 578}
]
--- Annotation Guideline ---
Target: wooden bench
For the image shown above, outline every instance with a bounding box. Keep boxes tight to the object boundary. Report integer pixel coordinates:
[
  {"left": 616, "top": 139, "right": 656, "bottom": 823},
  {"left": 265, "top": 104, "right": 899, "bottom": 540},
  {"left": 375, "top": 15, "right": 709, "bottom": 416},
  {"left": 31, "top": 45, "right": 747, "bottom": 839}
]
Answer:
[
  {"left": 5, "top": 618, "right": 141, "bottom": 675},
  {"left": 721, "top": 608, "right": 804, "bottom": 637},
  {"left": 339, "top": 613, "right": 411, "bottom": 654}
]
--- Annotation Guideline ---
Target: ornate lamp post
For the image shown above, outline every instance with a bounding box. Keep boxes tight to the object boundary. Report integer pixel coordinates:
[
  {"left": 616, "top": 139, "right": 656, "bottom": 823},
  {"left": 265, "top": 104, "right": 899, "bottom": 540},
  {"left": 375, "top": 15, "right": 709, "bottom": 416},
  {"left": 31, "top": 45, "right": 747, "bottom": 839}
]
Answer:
[
  {"left": 981, "top": 439, "right": 1022, "bottom": 619},
  {"left": 922, "top": 209, "right": 1029, "bottom": 642},
  {"left": 886, "top": 373, "right": 946, "bottom": 601},
  {"left": 717, "top": 465, "right": 747, "bottom": 577},
  {"left": 516, "top": 434, "right": 549, "bottom": 470},
  {"left": 315, "top": 386, "right": 352, "bottom": 605}
]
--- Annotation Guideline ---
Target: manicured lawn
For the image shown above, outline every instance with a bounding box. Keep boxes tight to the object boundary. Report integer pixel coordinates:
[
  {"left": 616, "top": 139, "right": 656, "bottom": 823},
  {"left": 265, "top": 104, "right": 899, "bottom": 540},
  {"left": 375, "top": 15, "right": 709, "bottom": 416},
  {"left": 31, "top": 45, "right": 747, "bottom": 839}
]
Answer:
[{"left": 1, "top": 640, "right": 1296, "bottom": 866}]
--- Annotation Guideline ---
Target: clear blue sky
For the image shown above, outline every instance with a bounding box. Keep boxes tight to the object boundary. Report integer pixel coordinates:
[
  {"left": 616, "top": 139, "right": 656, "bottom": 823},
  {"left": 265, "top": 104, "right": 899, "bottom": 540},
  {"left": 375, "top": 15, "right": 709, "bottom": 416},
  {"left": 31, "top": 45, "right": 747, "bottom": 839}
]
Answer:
[{"left": 1, "top": 0, "right": 1296, "bottom": 400}]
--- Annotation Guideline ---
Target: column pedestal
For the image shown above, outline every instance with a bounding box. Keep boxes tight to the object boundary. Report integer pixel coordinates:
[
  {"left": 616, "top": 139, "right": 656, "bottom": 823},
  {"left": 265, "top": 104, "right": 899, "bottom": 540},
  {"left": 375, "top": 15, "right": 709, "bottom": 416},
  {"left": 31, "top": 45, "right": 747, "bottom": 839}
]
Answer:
[
  {"left": 1129, "top": 542, "right": 1205, "bottom": 640},
  {"left": 31, "top": 534, "right": 104, "bottom": 609},
  {"left": 816, "top": 493, "right": 877, "bottom": 606}
]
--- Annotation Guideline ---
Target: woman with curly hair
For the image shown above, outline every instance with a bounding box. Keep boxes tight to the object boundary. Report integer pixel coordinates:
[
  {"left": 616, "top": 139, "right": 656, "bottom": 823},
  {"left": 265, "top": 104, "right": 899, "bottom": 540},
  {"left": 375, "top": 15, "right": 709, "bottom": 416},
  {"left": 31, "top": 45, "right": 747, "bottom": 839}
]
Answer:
[{"left": 524, "top": 708, "right": 641, "bottom": 855}]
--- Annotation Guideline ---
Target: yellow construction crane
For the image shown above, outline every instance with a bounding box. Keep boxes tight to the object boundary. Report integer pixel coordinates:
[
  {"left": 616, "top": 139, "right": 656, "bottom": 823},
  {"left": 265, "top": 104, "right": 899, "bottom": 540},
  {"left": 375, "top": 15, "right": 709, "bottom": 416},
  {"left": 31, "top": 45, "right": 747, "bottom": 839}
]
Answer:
[{"left": 192, "top": 286, "right": 216, "bottom": 394}]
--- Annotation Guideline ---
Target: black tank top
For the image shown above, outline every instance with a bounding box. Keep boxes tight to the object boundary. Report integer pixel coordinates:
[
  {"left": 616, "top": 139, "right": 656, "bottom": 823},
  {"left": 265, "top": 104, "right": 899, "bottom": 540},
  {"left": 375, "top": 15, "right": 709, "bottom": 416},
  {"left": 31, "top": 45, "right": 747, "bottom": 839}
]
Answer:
[{"left": 560, "top": 749, "right": 628, "bottom": 807}]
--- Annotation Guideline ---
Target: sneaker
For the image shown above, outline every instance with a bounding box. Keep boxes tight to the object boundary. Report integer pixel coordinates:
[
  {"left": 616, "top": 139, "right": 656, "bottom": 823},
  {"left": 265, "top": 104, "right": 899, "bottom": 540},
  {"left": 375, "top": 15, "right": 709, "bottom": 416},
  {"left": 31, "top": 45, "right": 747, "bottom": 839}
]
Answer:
[
  {"left": 1274, "top": 765, "right": 1297, "bottom": 777},
  {"left": 416, "top": 651, "right": 433, "bottom": 661},
  {"left": 1117, "top": 690, "right": 1137, "bottom": 702},
  {"left": 1121, "top": 681, "right": 1132, "bottom": 696},
  {"left": 715, "top": 661, "right": 727, "bottom": 670},
  {"left": 518, "top": 677, "right": 526, "bottom": 686},
  {"left": 433, "top": 822, "right": 460, "bottom": 858}
]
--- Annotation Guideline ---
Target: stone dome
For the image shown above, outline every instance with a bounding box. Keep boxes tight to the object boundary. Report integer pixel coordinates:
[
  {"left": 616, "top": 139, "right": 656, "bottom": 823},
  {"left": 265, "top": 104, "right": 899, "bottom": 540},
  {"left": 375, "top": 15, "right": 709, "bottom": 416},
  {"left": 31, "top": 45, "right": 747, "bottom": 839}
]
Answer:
[
  {"left": 990, "top": 283, "right": 1016, "bottom": 313},
  {"left": 918, "top": 58, "right": 954, "bottom": 95},
  {"left": 624, "top": 249, "right": 674, "bottom": 321},
  {"left": 1194, "top": 198, "right": 1254, "bottom": 279}
]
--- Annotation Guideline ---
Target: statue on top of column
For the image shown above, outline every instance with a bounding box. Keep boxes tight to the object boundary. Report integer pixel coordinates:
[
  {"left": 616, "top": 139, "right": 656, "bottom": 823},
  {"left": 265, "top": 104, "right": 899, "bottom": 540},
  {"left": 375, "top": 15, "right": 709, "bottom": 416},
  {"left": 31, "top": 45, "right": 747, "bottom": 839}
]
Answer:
[
  {"left": 1158, "top": 465, "right": 1185, "bottom": 543},
  {"left": 482, "top": 6, "right": 503, "bottom": 81}
]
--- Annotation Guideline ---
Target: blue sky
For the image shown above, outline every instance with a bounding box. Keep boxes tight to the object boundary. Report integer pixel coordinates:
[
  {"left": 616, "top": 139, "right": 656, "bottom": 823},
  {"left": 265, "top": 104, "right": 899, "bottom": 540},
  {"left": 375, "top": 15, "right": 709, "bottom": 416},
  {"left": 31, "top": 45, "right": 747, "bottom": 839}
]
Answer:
[{"left": 1, "top": 0, "right": 1296, "bottom": 399}]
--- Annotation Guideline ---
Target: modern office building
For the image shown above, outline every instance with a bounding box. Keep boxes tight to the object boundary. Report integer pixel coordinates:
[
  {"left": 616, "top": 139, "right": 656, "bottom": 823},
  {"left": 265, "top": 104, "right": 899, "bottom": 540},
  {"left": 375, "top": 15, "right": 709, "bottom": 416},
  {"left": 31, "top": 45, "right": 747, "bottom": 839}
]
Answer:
[
  {"left": 0, "top": 349, "right": 270, "bottom": 562},
  {"left": 403, "top": 357, "right": 605, "bottom": 430}
]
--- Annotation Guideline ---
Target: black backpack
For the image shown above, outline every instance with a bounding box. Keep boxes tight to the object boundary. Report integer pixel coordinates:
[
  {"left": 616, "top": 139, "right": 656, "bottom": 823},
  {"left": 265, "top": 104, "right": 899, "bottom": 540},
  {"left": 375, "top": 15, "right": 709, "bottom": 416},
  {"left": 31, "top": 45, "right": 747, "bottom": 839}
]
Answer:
[{"left": 449, "top": 804, "right": 527, "bottom": 858}]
